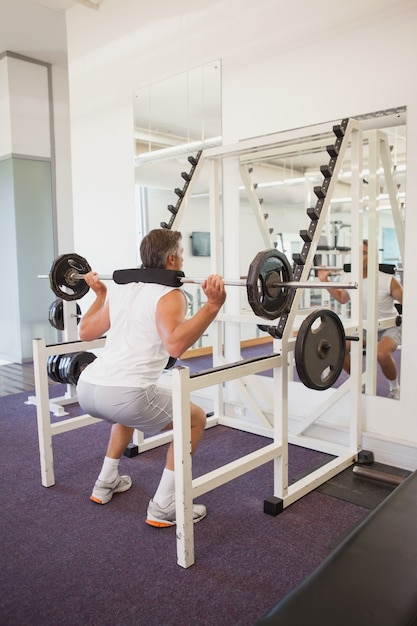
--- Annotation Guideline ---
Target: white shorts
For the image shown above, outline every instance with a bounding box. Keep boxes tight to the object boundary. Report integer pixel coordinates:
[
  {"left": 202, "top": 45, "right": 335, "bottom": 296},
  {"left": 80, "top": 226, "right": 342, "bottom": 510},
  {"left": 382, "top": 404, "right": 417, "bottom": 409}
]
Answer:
[
  {"left": 76, "top": 379, "right": 173, "bottom": 435},
  {"left": 361, "top": 325, "right": 402, "bottom": 347},
  {"left": 378, "top": 324, "right": 402, "bottom": 347}
]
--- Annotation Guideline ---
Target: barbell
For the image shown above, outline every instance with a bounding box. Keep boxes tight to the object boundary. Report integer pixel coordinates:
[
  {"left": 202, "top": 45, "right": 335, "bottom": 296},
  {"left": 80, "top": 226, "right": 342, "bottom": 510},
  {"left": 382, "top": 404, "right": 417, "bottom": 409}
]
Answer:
[
  {"left": 40, "top": 250, "right": 357, "bottom": 390},
  {"left": 39, "top": 249, "right": 357, "bottom": 320}
]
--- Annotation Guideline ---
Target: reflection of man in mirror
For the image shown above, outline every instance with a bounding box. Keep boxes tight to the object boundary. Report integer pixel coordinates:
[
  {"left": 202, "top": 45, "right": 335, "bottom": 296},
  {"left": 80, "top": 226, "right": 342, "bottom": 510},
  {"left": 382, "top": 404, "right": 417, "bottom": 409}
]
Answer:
[{"left": 318, "top": 240, "right": 403, "bottom": 399}]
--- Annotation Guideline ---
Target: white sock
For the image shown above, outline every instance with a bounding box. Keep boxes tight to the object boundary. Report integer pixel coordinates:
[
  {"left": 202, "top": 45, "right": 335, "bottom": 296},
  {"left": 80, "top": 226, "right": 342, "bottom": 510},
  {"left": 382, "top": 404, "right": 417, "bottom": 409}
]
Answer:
[
  {"left": 389, "top": 378, "right": 399, "bottom": 390},
  {"left": 98, "top": 456, "right": 120, "bottom": 483},
  {"left": 153, "top": 468, "right": 175, "bottom": 508}
]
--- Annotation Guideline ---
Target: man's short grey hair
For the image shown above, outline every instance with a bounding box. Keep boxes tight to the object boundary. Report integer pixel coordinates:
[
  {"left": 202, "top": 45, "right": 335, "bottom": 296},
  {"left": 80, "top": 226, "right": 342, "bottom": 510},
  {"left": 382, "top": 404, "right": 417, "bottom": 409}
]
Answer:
[{"left": 140, "top": 229, "right": 182, "bottom": 269}]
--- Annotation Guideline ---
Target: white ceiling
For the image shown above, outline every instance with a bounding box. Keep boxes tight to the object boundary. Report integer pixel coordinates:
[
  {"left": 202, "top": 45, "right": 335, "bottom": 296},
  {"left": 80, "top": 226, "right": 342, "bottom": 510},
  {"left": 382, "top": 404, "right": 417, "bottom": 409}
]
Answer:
[{"left": 0, "top": 0, "right": 98, "bottom": 68}]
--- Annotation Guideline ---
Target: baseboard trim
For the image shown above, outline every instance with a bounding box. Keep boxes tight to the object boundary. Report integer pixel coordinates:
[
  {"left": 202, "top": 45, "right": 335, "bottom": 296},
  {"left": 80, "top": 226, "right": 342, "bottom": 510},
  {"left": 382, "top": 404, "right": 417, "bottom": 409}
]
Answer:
[{"left": 360, "top": 432, "right": 417, "bottom": 471}]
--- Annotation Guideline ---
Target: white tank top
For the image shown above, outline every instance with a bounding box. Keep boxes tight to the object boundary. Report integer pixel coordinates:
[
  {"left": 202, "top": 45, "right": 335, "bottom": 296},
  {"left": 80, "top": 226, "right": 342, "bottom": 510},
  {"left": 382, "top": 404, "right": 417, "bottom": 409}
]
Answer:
[
  {"left": 362, "top": 271, "right": 396, "bottom": 320},
  {"left": 79, "top": 282, "right": 180, "bottom": 387}
]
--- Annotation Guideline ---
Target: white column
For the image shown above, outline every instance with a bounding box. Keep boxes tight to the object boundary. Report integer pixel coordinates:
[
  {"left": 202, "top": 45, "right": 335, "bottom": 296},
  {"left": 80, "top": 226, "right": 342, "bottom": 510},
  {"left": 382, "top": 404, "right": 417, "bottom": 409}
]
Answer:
[
  {"left": 0, "top": 53, "right": 57, "bottom": 361},
  {"left": 222, "top": 156, "right": 241, "bottom": 363}
]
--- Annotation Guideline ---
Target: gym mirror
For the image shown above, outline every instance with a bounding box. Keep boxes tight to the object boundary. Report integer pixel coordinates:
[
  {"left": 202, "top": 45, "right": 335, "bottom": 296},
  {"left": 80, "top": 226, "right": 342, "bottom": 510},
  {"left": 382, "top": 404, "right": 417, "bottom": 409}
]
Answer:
[
  {"left": 133, "top": 59, "right": 222, "bottom": 242},
  {"left": 133, "top": 60, "right": 222, "bottom": 347},
  {"left": 134, "top": 77, "right": 406, "bottom": 398},
  {"left": 236, "top": 107, "right": 406, "bottom": 400}
]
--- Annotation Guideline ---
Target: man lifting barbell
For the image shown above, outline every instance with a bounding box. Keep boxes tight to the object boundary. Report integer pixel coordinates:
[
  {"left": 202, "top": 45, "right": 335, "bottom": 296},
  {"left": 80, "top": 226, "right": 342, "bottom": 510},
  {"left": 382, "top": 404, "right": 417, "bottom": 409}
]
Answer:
[
  {"left": 45, "top": 235, "right": 358, "bottom": 521},
  {"left": 76, "top": 228, "right": 226, "bottom": 527}
]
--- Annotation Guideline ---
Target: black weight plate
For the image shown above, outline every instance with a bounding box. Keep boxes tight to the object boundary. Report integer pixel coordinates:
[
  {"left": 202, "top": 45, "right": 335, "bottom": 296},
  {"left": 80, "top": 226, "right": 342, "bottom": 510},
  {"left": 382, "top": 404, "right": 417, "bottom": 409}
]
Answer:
[
  {"left": 46, "top": 355, "right": 54, "bottom": 379},
  {"left": 48, "top": 299, "right": 82, "bottom": 330},
  {"left": 48, "top": 300, "right": 63, "bottom": 330},
  {"left": 295, "top": 309, "right": 346, "bottom": 391},
  {"left": 246, "top": 249, "right": 293, "bottom": 320},
  {"left": 49, "top": 253, "right": 91, "bottom": 301},
  {"left": 51, "top": 354, "right": 64, "bottom": 382},
  {"left": 46, "top": 355, "right": 57, "bottom": 382},
  {"left": 47, "top": 354, "right": 64, "bottom": 383},
  {"left": 58, "top": 353, "right": 74, "bottom": 384},
  {"left": 67, "top": 351, "right": 97, "bottom": 385}
]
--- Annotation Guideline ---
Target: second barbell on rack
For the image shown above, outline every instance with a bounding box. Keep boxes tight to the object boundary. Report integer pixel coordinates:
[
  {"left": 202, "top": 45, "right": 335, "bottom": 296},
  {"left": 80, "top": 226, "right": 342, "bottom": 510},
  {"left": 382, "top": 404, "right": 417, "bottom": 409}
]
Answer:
[{"left": 39, "top": 249, "right": 357, "bottom": 320}]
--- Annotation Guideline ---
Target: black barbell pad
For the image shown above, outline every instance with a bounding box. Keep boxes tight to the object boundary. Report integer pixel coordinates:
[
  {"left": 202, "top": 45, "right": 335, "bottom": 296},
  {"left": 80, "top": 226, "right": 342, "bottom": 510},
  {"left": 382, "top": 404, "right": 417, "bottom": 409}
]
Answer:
[
  {"left": 343, "top": 262, "right": 397, "bottom": 275},
  {"left": 113, "top": 268, "right": 185, "bottom": 288}
]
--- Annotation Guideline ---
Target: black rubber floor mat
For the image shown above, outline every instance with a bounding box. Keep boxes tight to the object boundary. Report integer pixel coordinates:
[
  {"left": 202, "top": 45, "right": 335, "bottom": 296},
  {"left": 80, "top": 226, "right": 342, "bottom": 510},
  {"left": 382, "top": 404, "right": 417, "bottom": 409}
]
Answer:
[{"left": 317, "top": 462, "right": 412, "bottom": 509}]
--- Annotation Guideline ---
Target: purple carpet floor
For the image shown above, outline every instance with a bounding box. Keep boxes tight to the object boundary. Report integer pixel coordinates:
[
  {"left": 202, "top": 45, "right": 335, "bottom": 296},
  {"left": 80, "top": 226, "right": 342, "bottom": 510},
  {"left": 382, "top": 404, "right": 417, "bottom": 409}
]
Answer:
[{"left": 0, "top": 383, "right": 369, "bottom": 626}]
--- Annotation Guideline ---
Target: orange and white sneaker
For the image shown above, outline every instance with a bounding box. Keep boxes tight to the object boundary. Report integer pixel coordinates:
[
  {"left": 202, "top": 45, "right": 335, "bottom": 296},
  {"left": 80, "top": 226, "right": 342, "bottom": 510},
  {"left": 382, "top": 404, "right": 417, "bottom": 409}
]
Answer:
[
  {"left": 90, "top": 475, "right": 132, "bottom": 504},
  {"left": 146, "top": 498, "right": 206, "bottom": 528}
]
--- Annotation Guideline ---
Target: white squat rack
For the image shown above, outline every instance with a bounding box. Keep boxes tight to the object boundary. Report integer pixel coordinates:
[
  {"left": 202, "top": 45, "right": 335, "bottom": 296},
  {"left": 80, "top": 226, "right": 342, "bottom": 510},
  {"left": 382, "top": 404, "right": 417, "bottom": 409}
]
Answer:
[{"left": 32, "top": 118, "right": 372, "bottom": 568}]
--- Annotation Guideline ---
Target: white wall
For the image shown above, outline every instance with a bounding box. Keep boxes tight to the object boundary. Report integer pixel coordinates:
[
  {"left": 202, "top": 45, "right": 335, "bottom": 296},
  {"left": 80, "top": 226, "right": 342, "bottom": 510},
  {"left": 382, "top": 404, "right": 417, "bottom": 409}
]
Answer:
[
  {"left": 8, "top": 57, "right": 50, "bottom": 157},
  {"left": 0, "top": 58, "right": 12, "bottom": 154},
  {"left": 52, "top": 65, "right": 74, "bottom": 255},
  {"left": 0, "top": 55, "right": 50, "bottom": 157},
  {"left": 65, "top": 0, "right": 417, "bottom": 449}
]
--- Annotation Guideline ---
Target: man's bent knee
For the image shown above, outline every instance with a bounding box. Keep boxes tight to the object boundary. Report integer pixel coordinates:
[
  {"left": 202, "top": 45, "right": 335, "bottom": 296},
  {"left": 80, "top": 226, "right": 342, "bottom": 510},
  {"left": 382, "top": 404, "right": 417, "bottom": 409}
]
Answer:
[{"left": 191, "top": 404, "right": 207, "bottom": 432}]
